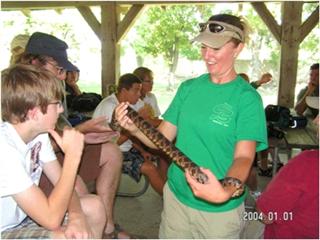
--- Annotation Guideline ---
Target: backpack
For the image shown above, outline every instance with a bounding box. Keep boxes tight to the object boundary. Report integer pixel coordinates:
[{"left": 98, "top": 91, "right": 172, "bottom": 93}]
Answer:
[
  {"left": 265, "top": 104, "right": 308, "bottom": 130},
  {"left": 70, "top": 92, "right": 102, "bottom": 112},
  {"left": 265, "top": 104, "right": 291, "bottom": 129}
]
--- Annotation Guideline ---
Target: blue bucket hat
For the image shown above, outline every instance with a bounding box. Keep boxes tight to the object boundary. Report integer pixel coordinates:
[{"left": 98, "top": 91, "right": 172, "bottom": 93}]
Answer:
[{"left": 26, "top": 32, "right": 78, "bottom": 72}]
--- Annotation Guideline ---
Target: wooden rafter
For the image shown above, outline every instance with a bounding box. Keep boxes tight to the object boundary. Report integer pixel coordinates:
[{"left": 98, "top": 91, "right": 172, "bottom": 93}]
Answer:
[
  {"left": 2, "top": 1, "right": 217, "bottom": 10},
  {"left": 77, "top": 6, "right": 101, "bottom": 40},
  {"left": 20, "top": 9, "right": 31, "bottom": 17},
  {"left": 299, "top": 5, "right": 319, "bottom": 43},
  {"left": 251, "top": 2, "right": 281, "bottom": 44},
  {"left": 117, "top": 4, "right": 145, "bottom": 42}
]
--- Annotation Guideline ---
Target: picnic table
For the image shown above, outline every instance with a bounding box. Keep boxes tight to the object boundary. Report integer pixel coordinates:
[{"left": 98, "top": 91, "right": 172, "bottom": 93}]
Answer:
[{"left": 269, "top": 116, "right": 318, "bottom": 176}]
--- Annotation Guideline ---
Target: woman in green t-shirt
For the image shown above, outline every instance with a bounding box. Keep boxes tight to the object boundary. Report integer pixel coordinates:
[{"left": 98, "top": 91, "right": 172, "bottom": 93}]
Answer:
[{"left": 114, "top": 14, "right": 268, "bottom": 238}]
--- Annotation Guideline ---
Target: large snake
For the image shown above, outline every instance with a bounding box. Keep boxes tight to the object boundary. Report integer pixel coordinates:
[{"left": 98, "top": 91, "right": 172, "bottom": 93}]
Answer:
[
  {"left": 110, "top": 106, "right": 209, "bottom": 184},
  {"left": 110, "top": 106, "right": 245, "bottom": 197}
]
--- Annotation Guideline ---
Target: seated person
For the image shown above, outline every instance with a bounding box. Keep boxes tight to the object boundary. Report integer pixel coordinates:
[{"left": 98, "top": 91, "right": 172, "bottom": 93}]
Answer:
[
  {"left": 65, "top": 69, "right": 102, "bottom": 115},
  {"left": 239, "top": 72, "right": 273, "bottom": 89},
  {"left": 295, "top": 63, "right": 319, "bottom": 118},
  {"left": 250, "top": 72, "right": 272, "bottom": 89},
  {"left": 133, "top": 67, "right": 162, "bottom": 127},
  {"left": 240, "top": 72, "right": 277, "bottom": 177},
  {"left": 133, "top": 67, "right": 170, "bottom": 176},
  {"left": 239, "top": 72, "right": 273, "bottom": 198},
  {"left": 9, "top": 34, "right": 30, "bottom": 66},
  {"left": 66, "top": 69, "right": 82, "bottom": 98},
  {"left": 17, "top": 32, "right": 128, "bottom": 238},
  {"left": 256, "top": 96, "right": 319, "bottom": 239},
  {"left": 93, "top": 73, "right": 167, "bottom": 195},
  {"left": 1, "top": 64, "right": 106, "bottom": 238}
]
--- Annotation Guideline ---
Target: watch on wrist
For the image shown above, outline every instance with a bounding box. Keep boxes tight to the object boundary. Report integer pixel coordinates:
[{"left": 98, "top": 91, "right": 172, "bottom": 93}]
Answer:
[{"left": 220, "top": 177, "right": 245, "bottom": 198}]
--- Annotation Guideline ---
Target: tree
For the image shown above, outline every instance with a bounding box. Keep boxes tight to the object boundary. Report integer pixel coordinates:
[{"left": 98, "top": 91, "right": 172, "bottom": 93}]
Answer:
[
  {"left": 244, "top": 4, "right": 280, "bottom": 81},
  {"left": 132, "top": 5, "right": 212, "bottom": 89}
]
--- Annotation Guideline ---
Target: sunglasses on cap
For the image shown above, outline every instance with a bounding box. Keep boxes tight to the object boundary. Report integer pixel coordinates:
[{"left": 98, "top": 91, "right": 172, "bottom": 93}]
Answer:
[{"left": 199, "top": 21, "right": 244, "bottom": 42}]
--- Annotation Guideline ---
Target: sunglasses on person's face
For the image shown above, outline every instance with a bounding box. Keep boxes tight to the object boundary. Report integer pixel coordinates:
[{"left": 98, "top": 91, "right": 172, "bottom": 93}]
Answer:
[{"left": 199, "top": 21, "right": 244, "bottom": 42}]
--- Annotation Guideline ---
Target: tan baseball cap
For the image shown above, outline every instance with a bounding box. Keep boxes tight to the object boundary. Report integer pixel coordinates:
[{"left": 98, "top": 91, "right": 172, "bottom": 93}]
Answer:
[{"left": 192, "top": 21, "right": 244, "bottom": 49}]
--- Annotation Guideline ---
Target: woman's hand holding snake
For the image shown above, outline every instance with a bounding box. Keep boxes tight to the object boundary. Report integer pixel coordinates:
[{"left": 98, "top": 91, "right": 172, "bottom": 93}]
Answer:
[
  {"left": 114, "top": 102, "right": 139, "bottom": 134},
  {"left": 186, "top": 168, "right": 232, "bottom": 203}
]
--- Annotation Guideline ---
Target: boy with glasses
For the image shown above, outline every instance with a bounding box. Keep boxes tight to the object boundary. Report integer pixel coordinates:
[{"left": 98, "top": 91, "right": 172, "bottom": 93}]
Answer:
[
  {"left": 1, "top": 64, "right": 106, "bottom": 238},
  {"left": 16, "top": 32, "right": 130, "bottom": 238}
]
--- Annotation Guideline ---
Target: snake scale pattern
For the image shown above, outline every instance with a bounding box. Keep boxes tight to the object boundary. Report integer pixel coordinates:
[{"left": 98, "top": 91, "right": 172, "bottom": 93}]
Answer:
[{"left": 110, "top": 106, "right": 209, "bottom": 184}]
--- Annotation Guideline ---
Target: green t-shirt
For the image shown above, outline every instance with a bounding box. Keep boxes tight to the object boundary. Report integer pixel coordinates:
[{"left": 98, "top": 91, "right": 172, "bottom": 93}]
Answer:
[{"left": 163, "top": 73, "right": 268, "bottom": 212}]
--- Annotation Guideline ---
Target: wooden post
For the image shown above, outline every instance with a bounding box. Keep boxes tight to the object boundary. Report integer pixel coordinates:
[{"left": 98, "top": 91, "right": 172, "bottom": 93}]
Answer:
[
  {"left": 101, "top": 3, "right": 120, "bottom": 97},
  {"left": 278, "top": 2, "right": 302, "bottom": 107}
]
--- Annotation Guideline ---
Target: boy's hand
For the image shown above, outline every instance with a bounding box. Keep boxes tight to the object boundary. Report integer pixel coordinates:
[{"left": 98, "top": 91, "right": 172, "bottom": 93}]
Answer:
[
  {"left": 48, "top": 128, "right": 84, "bottom": 161},
  {"left": 259, "top": 73, "right": 272, "bottom": 84},
  {"left": 307, "top": 81, "right": 317, "bottom": 95},
  {"left": 141, "top": 151, "right": 152, "bottom": 161}
]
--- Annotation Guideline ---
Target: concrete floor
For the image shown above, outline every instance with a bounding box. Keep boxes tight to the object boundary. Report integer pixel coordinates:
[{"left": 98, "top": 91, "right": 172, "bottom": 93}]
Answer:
[{"left": 112, "top": 151, "right": 299, "bottom": 239}]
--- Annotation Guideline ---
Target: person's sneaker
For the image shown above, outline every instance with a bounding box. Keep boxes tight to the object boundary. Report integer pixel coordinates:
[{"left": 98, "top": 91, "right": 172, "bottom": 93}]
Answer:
[{"left": 249, "top": 190, "right": 262, "bottom": 201}]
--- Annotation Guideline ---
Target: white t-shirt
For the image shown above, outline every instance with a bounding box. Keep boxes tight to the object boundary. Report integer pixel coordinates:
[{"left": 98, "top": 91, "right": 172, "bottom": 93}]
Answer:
[
  {"left": 0, "top": 122, "right": 56, "bottom": 231},
  {"left": 92, "top": 93, "right": 144, "bottom": 152},
  {"left": 142, "top": 92, "right": 161, "bottom": 118}
]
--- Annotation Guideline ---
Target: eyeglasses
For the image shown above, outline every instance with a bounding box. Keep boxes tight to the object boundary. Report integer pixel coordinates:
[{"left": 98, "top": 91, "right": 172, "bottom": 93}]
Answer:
[
  {"left": 199, "top": 21, "right": 244, "bottom": 42},
  {"left": 49, "top": 100, "right": 63, "bottom": 108},
  {"left": 46, "top": 61, "right": 65, "bottom": 75}
]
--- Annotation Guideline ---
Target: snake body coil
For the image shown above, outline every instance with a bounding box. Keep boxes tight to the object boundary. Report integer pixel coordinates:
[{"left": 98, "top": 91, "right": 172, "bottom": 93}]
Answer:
[{"left": 110, "top": 106, "right": 209, "bottom": 184}]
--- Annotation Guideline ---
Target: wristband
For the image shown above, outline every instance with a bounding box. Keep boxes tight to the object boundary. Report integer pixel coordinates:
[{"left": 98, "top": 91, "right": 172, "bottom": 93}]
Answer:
[{"left": 220, "top": 177, "right": 245, "bottom": 198}]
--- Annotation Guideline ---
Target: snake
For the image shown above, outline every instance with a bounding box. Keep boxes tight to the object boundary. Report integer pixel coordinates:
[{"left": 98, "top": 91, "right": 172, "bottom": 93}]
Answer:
[
  {"left": 110, "top": 106, "right": 209, "bottom": 184},
  {"left": 110, "top": 106, "right": 245, "bottom": 197}
]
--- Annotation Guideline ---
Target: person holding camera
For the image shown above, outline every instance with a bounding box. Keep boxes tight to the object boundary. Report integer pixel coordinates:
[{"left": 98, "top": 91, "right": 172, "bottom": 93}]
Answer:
[{"left": 295, "top": 63, "right": 319, "bottom": 118}]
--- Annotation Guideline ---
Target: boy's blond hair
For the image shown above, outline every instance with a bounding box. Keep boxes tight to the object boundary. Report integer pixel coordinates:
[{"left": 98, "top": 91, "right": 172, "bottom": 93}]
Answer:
[{"left": 1, "top": 64, "right": 64, "bottom": 123}]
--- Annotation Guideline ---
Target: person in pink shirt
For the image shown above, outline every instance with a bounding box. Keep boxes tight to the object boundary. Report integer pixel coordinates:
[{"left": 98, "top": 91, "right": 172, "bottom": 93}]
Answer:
[{"left": 256, "top": 96, "right": 319, "bottom": 239}]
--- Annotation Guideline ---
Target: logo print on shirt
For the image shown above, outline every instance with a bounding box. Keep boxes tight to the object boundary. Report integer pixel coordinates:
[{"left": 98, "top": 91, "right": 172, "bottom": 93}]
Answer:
[
  {"left": 210, "top": 103, "right": 233, "bottom": 127},
  {"left": 30, "top": 142, "right": 42, "bottom": 173}
]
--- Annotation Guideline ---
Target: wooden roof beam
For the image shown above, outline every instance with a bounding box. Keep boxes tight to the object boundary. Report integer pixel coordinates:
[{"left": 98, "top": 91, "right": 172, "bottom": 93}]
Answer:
[
  {"left": 2, "top": 1, "right": 105, "bottom": 10},
  {"left": 20, "top": 9, "right": 31, "bottom": 17},
  {"left": 117, "top": 4, "right": 145, "bottom": 42},
  {"left": 77, "top": 6, "right": 101, "bottom": 40},
  {"left": 2, "top": 1, "right": 213, "bottom": 10},
  {"left": 251, "top": 2, "right": 281, "bottom": 44},
  {"left": 299, "top": 5, "right": 319, "bottom": 43}
]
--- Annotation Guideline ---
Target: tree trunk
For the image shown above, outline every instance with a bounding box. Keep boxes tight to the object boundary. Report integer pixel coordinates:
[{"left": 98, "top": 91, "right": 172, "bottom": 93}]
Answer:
[
  {"left": 136, "top": 54, "right": 144, "bottom": 67},
  {"left": 249, "top": 35, "right": 263, "bottom": 81},
  {"left": 167, "top": 38, "right": 179, "bottom": 90}
]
